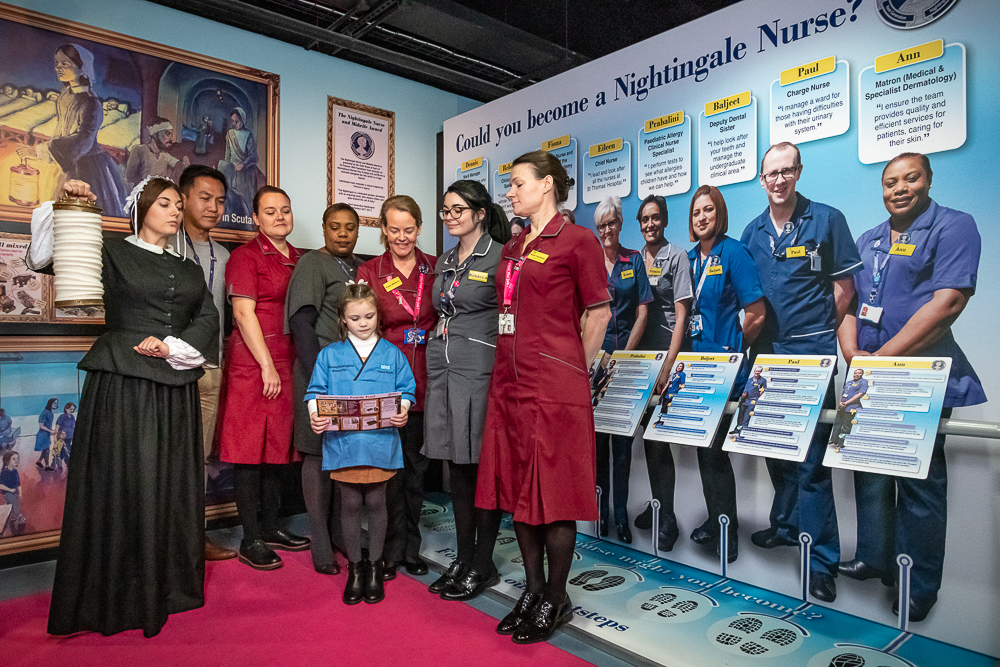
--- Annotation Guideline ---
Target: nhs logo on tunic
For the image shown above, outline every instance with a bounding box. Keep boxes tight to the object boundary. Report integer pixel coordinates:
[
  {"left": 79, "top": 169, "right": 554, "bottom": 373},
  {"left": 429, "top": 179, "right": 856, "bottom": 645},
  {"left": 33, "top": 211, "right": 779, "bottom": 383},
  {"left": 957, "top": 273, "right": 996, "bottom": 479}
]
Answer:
[{"left": 381, "top": 365, "right": 391, "bottom": 370}]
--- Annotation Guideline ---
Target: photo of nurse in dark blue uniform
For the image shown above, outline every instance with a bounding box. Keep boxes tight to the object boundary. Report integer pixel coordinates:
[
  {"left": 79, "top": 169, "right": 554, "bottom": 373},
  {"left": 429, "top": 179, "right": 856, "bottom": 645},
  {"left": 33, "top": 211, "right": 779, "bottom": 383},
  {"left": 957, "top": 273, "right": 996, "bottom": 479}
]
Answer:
[
  {"left": 685, "top": 185, "right": 765, "bottom": 562},
  {"left": 740, "top": 142, "right": 863, "bottom": 604},
  {"left": 732, "top": 365, "right": 766, "bottom": 434},
  {"left": 836, "top": 152, "right": 985, "bottom": 623},
  {"left": 593, "top": 195, "right": 652, "bottom": 545},
  {"left": 831, "top": 368, "right": 868, "bottom": 445}
]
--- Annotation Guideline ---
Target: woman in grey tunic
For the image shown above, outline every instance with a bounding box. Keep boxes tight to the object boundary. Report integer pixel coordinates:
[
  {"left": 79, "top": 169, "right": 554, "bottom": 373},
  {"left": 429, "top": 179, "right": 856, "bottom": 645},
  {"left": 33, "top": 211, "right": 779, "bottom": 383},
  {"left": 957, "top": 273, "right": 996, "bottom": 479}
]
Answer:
[
  {"left": 633, "top": 194, "right": 693, "bottom": 552},
  {"left": 286, "top": 203, "right": 364, "bottom": 574},
  {"left": 424, "top": 180, "right": 511, "bottom": 601}
]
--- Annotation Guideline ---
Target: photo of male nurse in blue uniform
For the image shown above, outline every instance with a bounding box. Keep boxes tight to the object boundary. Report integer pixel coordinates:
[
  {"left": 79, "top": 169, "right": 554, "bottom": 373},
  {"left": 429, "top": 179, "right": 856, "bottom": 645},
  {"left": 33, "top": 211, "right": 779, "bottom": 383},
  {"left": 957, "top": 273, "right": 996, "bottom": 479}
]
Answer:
[
  {"left": 837, "top": 152, "right": 985, "bottom": 623},
  {"left": 731, "top": 364, "right": 766, "bottom": 433},
  {"left": 831, "top": 367, "right": 867, "bottom": 445},
  {"left": 740, "top": 141, "right": 863, "bottom": 603}
]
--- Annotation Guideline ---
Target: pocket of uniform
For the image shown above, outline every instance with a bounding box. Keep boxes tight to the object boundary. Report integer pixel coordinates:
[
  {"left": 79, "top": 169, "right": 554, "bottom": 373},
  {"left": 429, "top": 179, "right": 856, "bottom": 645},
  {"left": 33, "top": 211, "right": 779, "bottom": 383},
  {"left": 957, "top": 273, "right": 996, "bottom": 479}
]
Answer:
[
  {"left": 539, "top": 352, "right": 587, "bottom": 376},
  {"left": 468, "top": 337, "right": 496, "bottom": 349}
]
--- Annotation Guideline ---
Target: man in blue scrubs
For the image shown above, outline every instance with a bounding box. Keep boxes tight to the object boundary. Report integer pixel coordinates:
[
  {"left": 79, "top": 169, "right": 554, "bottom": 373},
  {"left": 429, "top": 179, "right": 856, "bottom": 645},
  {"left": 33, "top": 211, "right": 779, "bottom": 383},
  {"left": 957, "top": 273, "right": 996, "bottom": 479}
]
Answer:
[
  {"left": 831, "top": 367, "right": 867, "bottom": 444},
  {"left": 732, "top": 365, "right": 766, "bottom": 432},
  {"left": 740, "top": 142, "right": 863, "bottom": 603},
  {"left": 837, "top": 152, "right": 985, "bottom": 622}
]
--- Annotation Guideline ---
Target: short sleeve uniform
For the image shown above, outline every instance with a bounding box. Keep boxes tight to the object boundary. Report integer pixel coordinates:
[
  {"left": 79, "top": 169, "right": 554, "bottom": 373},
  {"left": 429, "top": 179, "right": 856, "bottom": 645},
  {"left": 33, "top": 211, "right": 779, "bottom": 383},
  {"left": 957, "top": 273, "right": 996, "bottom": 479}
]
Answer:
[
  {"left": 476, "top": 215, "right": 611, "bottom": 524},
  {"left": 741, "top": 195, "right": 863, "bottom": 354},
  {"left": 305, "top": 338, "right": 416, "bottom": 472},
  {"left": 34, "top": 408, "right": 53, "bottom": 451},
  {"left": 423, "top": 233, "right": 502, "bottom": 464},
  {"left": 218, "top": 235, "right": 303, "bottom": 464},
  {"left": 687, "top": 235, "right": 764, "bottom": 391},
  {"left": 640, "top": 242, "right": 693, "bottom": 349},
  {"left": 602, "top": 247, "right": 653, "bottom": 353},
  {"left": 853, "top": 200, "right": 985, "bottom": 408},
  {"left": 356, "top": 250, "right": 438, "bottom": 412}
]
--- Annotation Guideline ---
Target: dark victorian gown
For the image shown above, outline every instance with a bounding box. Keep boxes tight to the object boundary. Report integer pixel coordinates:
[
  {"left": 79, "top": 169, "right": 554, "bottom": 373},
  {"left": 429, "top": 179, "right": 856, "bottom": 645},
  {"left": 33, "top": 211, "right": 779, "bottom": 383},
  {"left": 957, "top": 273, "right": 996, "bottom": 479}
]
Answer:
[{"left": 47, "top": 237, "right": 219, "bottom": 637}]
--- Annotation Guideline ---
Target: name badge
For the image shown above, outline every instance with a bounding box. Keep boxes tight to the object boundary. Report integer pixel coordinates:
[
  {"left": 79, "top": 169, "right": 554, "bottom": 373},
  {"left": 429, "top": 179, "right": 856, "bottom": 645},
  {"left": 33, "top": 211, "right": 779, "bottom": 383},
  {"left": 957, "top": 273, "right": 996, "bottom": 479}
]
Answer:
[
  {"left": 786, "top": 246, "right": 806, "bottom": 258},
  {"left": 707, "top": 265, "right": 724, "bottom": 276},
  {"left": 527, "top": 250, "right": 549, "bottom": 263},
  {"left": 889, "top": 243, "right": 916, "bottom": 256},
  {"left": 404, "top": 328, "right": 426, "bottom": 344},
  {"left": 383, "top": 276, "right": 402, "bottom": 291},
  {"left": 499, "top": 312, "right": 515, "bottom": 335},
  {"left": 620, "top": 269, "right": 634, "bottom": 279},
  {"left": 468, "top": 270, "right": 488, "bottom": 282},
  {"left": 859, "top": 304, "right": 883, "bottom": 324},
  {"left": 647, "top": 267, "right": 662, "bottom": 277},
  {"left": 434, "top": 319, "right": 446, "bottom": 338}
]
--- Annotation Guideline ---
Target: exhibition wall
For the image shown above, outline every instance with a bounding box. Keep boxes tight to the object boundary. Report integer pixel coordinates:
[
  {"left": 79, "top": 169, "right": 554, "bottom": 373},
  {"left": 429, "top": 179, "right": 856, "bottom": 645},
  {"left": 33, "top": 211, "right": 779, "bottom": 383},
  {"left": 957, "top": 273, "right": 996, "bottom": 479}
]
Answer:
[
  {"left": 3, "top": 0, "right": 478, "bottom": 256},
  {"left": 443, "top": 0, "right": 1000, "bottom": 657}
]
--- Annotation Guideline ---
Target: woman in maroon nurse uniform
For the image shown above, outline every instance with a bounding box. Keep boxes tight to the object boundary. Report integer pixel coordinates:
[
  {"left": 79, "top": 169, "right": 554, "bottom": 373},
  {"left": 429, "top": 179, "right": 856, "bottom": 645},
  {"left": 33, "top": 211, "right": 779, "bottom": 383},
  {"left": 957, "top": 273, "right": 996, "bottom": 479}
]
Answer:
[{"left": 476, "top": 150, "right": 611, "bottom": 644}]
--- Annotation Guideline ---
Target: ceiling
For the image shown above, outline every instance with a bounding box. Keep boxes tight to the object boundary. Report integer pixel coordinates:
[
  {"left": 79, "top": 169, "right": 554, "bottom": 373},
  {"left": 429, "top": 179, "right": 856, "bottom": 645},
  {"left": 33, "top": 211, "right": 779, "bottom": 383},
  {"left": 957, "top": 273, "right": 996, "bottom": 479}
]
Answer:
[{"left": 149, "top": 0, "right": 745, "bottom": 101}]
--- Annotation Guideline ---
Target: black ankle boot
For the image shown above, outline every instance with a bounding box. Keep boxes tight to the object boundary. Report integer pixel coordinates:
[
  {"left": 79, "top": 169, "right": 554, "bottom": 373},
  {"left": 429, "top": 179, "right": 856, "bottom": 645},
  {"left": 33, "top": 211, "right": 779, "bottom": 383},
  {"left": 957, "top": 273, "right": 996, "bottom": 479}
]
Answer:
[
  {"left": 343, "top": 561, "right": 365, "bottom": 605},
  {"left": 364, "top": 559, "right": 385, "bottom": 604}
]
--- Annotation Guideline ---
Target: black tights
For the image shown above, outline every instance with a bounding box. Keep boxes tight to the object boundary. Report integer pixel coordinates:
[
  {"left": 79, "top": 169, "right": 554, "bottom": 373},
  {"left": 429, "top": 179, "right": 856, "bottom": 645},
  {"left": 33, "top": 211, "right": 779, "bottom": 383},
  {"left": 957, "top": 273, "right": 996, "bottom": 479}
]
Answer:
[
  {"left": 233, "top": 463, "right": 283, "bottom": 545},
  {"left": 449, "top": 462, "right": 503, "bottom": 574},
  {"left": 513, "top": 520, "right": 576, "bottom": 602},
  {"left": 338, "top": 480, "right": 388, "bottom": 563},
  {"left": 301, "top": 455, "right": 339, "bottom": 567}
]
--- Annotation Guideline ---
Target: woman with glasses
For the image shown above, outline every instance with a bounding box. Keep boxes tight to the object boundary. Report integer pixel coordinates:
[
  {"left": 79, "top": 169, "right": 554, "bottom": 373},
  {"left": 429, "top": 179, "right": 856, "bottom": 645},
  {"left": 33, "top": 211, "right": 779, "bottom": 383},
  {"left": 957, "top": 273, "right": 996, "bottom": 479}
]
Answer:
[
  {"left": 356, "top": 196, "right": 438, "bottom": 579},
  {"left": 631, "top": 194, "right": 693, "bottom": 552},
  {"left": 423, "top": 180, "right": 511, "bottom": 601},
  {"left": 593, "top": 195, "right": 652, "bottom": 545},
  {"left": 686, "top": 185, "right": 765, "bottom": 562}
]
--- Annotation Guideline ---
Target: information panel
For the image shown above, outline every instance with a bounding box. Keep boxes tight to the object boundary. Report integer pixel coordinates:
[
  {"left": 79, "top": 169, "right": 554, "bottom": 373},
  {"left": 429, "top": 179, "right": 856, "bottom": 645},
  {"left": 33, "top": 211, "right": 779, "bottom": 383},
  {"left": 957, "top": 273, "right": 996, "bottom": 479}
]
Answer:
[
  {"left": 723, "top": 355, "right": 836, "bottom": 462},
  {"left": 644, "top": 352, "right": 743, "bottom": 448},
  {"left": 593, "top": 351, "right": 667, "bottom": 437},
  {"left": 823, "top": 357, "right": 951, "bottom": 479}
]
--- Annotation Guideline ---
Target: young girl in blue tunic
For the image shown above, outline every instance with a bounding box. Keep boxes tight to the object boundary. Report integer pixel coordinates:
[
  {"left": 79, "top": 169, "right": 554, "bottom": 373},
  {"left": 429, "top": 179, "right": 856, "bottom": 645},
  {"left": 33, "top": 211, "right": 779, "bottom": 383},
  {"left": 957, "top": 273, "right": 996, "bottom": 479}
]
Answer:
[{"left": 307, "top": 284, "right": 416, "bottom": 605}]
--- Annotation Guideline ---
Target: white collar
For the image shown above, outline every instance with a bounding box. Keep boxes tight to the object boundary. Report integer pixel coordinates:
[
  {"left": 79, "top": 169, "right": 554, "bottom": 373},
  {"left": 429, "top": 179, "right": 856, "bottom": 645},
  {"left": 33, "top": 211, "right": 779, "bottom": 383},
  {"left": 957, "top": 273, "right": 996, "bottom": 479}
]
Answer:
[
  {"left": 126, "top": 234, "right": 179, "bottom": 257},
  {"left": 348, "top": 332, "right": 379, "bottom": 358},
  {"left": 68, "top": 84, "right": 90, "bottom": 94}
]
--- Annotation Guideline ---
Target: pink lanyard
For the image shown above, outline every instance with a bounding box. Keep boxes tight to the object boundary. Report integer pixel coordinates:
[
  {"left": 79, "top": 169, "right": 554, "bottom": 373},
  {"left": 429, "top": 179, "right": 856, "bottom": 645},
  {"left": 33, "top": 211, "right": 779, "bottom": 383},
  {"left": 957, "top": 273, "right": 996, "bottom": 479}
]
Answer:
[
  {"left": 391, "top": 272, "right": 426, "bottom": 323},
  {"left": 503, "top": 258, "right": 527, "bottom": 309}
]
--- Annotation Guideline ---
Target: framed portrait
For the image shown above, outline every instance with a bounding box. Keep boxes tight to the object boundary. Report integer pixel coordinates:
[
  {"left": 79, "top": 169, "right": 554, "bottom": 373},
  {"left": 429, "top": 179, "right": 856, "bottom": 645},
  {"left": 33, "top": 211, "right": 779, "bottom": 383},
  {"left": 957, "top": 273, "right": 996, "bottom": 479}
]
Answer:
[
  {"left": 0, "top": 2, "right": 279, "bottom": 242},
  {"left": 327, "top": 96, "right": 395, "bottom": 227},
  {"left": 0, "top": 232, "right": 51, "bottom": 323},
  {"left": 0, "top": 336, "right": 235, "bottom": 556}
]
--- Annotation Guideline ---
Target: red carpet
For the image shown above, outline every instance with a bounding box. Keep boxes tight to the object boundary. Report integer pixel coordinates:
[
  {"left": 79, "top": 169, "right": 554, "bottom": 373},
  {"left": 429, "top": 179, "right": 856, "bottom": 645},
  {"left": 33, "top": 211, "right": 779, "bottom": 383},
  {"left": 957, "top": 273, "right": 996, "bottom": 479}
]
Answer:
[{"left": 0, "top": 552, "right": 593, "bottom": 667}]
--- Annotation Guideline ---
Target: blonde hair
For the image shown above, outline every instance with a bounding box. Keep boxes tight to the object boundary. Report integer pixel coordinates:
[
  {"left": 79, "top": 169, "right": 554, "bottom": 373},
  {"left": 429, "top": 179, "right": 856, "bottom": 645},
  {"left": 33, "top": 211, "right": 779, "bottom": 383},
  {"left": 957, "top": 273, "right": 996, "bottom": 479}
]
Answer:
[
  {"left": 336, "top": 283, "right": 382, "bottom": 341},
  {"left": 378, "top": 195, "right": 422, "bottom": 250}
]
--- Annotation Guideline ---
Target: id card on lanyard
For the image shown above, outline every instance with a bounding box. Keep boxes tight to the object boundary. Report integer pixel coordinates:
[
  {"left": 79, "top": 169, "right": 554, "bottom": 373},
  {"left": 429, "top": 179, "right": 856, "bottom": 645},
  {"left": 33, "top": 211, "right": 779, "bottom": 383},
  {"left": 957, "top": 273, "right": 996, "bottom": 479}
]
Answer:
[
  {"left": 863, "top": 233, "right": 909, "bottom": 325},
  {"left": 499, "top": 257, "right": 526, "bottom": 335},
  {"left": 689, "top": 254, "right": 719, "bottom": 337},
  {"left": 392, "top": 272, "right": 427, "bottom": 344}
]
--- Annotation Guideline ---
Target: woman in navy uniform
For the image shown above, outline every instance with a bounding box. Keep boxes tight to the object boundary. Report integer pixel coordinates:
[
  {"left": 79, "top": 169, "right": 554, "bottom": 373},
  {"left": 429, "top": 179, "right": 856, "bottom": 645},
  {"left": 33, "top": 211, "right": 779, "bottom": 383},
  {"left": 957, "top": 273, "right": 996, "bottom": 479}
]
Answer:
[
  {"left": 423, "top": 180, "right": 510, "bottom": 601},
  {"left": 686, "top": 185, "right": 765, "bottom": 562},
  {"left": 632, "top": 194, "right": 692, "bottom": 551},
  {"left": 593, "top": 195, "right": 652, "bottom": 545},
  {"left": 837, "top": 152, "right": 985, "bottom": 622}
]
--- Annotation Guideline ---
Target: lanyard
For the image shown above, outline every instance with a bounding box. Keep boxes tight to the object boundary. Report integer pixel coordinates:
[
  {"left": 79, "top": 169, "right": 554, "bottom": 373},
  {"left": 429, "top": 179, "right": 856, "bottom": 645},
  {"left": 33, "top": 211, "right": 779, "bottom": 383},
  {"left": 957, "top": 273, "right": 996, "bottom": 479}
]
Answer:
[
  {"left": 503, "top": 257, "right": 527, "bottom": 309},
  {"left": 869, "top": 231, "right": 908, "bottom": 306},
  {"left": 391, "top": 272, "right": 425, "bottom": 323},
  {"left": 333, "top": 254, "right": 356, "bottom": 279},
  {"left": 184, "top": 228, "right": 216, "bottom": 292},
  {"left": 691, "top": 253, "right": 716, "bottom": 313}
]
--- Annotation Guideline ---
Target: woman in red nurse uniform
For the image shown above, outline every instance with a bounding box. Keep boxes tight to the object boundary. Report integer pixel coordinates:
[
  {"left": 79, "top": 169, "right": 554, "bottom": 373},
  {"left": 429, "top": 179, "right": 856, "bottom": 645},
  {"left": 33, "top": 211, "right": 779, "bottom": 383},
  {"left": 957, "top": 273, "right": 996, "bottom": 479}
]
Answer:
[
  {"left": 219, "top": 185, "right": 310, "bottom": 570},
  {"left": 477, "top": 150, "right": 611, "bottom": 644}
]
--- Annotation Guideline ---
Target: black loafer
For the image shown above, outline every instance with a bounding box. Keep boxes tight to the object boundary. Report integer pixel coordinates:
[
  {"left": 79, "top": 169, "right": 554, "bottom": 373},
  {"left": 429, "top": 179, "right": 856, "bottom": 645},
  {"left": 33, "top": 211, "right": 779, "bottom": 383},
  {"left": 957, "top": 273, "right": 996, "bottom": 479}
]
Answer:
[
  {"left": 343, "top": 561, "right": 365, "bottom": 605},
  {"left": 893, "top": 594, "right": 937, "bottom": 622},
  {"left": 262, "top": 529, "right": 311, "bottom": 552},
  {"left": 838, "top": 559, "right": 885, "bottom": 581},
  {"left": 429, "top": 561, "right": 467, "bottom": 594},
  {"left": 512, "top": 595, "right": 573, "bottom": 644},
  {"left": 382, "top": 560, "right": 398, "bottom": 581},
  {"left": 690, "top": 522, "right": 716, "bottom": 546},
  {"left": 403, "top": 556, "right": 428, "bottom": 575},
  {"left": 616, "top": 522, "right": 633, "bottom": 544},
  {"left": 314, "top": 562, "right": 340, "bottom": 575},
  {"left": 633, "top": 503, "right": 653, "bottom": 530},
  {"left": 809, "top": 572, "right": 837, "bottom": 603},
  {"left": 364, "top": 559, "right": 385, "bottom": 604},
  {"left": 750, "top": 527, "right": 795, "bottom": 549},
  {"left": 440, "top": 568, "right": 500, "bottom": 601},
  {"left": 497, "top": 590, "right": 540, "bottom": 635},
  {"left": 238, "top": 539, "right": 282, "bottom": 570}
]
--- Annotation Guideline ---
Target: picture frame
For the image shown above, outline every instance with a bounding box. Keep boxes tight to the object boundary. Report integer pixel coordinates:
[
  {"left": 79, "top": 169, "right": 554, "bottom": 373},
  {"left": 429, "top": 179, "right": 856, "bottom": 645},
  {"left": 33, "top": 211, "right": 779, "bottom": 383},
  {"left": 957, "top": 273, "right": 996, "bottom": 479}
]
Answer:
[
  {"left": 0, "top": 2, "right": 280, "bottom": 242},
  {"left": 0, "top": 336, "right": 235, "bottom": 556},
  {"left": 327, "top": 96, "right": 395, "bottom": 227},
  {"left": 0, "top": 231, "right": 51, "bottom": 323}
]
